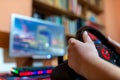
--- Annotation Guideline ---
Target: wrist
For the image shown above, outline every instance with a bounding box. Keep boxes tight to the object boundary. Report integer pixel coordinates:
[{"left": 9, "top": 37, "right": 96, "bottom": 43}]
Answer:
[{"left": 82, "top": 57, "right": 103, "bottom": 79}]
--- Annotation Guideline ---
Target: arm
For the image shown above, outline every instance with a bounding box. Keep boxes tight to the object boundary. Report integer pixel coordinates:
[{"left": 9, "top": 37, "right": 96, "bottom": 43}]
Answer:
[
  {"left": 108, "top": 37, "right": 120, "bottom": 54},
  {"left": 68, "top": 32, "right": 120, "bottom": 80},
  {"left": 84, "top": 57, "right": 120, "bottom": 80}
]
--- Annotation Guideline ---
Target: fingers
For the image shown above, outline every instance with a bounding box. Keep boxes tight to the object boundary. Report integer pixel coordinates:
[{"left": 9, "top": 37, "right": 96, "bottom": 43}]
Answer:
[
  {"left": 69, "top": 38, "right": 83, "bottom": 46},
  {"left": 68, "top": 38, "right": 83, "bottom": 54},
  {"left": 83, "top": 31, "right": 93, "bottom": 43},
  {"left": 69, "top": 31, "right": 93, "bottom": 45}
]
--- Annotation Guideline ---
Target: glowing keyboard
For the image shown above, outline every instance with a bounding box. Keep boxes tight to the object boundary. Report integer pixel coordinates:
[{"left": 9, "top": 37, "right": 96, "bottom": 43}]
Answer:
[{"left": 11, "top": 66, "right": 54, "bottom": 77}]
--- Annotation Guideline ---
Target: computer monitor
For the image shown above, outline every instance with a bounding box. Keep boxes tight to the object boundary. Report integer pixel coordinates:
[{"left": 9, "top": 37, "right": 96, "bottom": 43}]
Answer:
[{"left": 10, "top": 14, "right": 66, "bottom": 58}]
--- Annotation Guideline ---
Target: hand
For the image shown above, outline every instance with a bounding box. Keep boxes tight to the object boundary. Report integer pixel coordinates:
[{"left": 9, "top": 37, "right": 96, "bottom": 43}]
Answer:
[
  {"left": 68, "top": 32, "right": 120, "bottom": 80},
  {"left": 108, "top": 37, "right": 120, "bottom": 54},
  {"left": 68, "top": 31, "right": 101, "bottom": 77}
]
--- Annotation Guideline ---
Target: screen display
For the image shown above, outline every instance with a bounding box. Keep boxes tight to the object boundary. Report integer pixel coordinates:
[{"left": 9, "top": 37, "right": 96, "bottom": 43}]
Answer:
[{"left": 10, "top": 14, "right": 65, "bottom": 57}]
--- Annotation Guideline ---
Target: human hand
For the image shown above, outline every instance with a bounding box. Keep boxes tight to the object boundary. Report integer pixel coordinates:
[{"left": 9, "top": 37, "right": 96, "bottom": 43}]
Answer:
[
  {"left": 68, "top": 31, "right": 101, "bottom": 77},
  {"left": 108, "top": 37, "right": 120, "bottom": 54}
]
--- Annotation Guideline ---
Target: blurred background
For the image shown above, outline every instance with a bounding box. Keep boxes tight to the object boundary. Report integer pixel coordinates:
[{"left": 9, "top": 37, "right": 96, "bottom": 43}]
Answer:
[{"left": 0, "top": 0, "right": 120, "bottom": 74}]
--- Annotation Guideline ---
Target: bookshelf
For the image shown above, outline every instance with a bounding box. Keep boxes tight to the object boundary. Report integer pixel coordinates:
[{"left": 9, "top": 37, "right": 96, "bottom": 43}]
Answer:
[
  {"left": 33, "top": 0, "right": 81, "bottom": 39},
  {"left": 33, "top": 0, "right": 103, "bottom": 39},
  {"left": 78, "top": 0, "right": 103, "bottom": 15},
  {"left": 33, "top": 0, "right": 82, "bottom": 20}
]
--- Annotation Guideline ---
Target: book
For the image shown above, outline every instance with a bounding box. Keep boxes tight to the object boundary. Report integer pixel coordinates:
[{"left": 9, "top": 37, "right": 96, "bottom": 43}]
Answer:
[
  {"left": 69, "top": 20, "right": 77, "bottom": 35},
  {"left": 76, "top": 5, "right": 82, "bottom": 16},
  {"left": 46, "top": 15, "right": 62, "bottom": 24},
  {"left": 77, "top": 18, "right": 85, "bottom": 30},
  {"left": 62, "top": 16, "right": 69, "bottom": 34},
  {"left": 89, "top": 0, "right": 96, "bottom": 5},
  {"left": 59, "top": 0, "right": 68, "bottom": 10},
  {"left": 54, "top": 0, "right": 61, "bottom": 8},
  {"left": 68, "top": 0, "right": 73, "bottom": 12},
  {"left": 32, "top": 11, "right": 45, "bottom": 19}
]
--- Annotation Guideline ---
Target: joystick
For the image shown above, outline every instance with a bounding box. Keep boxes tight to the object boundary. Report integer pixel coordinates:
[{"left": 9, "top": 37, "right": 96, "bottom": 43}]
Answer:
[{"left": 51, "top": 26, "right": 120, "bottom": 80}]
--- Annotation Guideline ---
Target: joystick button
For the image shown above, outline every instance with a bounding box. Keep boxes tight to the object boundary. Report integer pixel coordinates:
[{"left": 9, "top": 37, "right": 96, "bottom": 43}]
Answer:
[{"left": 101, "top": 48, "right": 110, "bottom": 60}]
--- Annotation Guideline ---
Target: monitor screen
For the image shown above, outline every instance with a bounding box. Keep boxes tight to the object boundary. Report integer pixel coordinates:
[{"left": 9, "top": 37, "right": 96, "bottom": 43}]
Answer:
[{"left": 10, "top": 14, "right": 66, "bottom": 57}]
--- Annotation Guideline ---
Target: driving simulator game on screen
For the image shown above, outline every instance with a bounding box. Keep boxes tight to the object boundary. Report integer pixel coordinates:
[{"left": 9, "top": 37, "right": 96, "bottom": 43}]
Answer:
[{"left": 10, "top": 14, "right": 65, "bottom": 57}]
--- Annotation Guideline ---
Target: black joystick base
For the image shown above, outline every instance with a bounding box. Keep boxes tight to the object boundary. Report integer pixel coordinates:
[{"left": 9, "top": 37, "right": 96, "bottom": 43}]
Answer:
[{"left": 51, "top": 61, "right": 86, "bottom": 80}]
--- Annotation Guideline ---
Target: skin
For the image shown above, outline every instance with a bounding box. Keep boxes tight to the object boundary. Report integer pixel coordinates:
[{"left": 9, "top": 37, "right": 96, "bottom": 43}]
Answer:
[
  {"left": 108, "top": 37, "right": 120, "bottom": 54},
  {"left": 68, "top": 31, "right": 120, "bottom": 80}
]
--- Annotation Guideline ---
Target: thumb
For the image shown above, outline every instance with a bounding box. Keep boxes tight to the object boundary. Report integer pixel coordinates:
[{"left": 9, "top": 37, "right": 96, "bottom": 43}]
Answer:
[{"left": 83, "top": 31, "right": 93, "bottom": 43}]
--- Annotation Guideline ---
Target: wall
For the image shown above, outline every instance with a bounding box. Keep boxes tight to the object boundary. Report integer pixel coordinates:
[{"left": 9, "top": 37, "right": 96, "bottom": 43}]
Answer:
[
  {"left": 103, "top": 0, "right": 120, "bottom": 42},
  {"left": 0, "top": 48, "right": 16, "bottom": 73},
  {"left": 0, "top": 0, "right": 32, "bottom": 72},
  {"left": 0, "top": 0, "right": 32, "bottom": 49},
  {"left": 0, "top": 0, "right": 32, "bottom": 32}
]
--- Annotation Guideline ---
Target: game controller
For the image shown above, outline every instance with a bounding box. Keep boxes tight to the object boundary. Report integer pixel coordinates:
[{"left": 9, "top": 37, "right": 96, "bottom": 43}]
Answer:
[{"left": 51, "top": 26, "right": 120, "bottom": 80}]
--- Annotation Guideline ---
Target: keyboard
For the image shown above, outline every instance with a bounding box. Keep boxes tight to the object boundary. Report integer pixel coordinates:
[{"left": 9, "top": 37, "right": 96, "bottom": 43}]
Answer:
[{"left": 11, "top": 66, "right": 54, "bottom": 77}]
